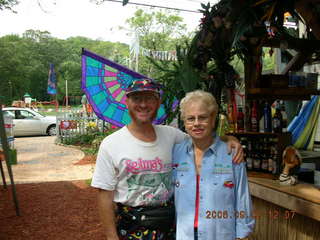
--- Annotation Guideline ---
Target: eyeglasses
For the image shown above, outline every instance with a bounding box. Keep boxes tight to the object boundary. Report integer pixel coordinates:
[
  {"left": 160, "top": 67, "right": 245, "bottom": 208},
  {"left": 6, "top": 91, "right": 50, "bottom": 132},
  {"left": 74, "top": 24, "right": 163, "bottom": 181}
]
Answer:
[
  {"left": 184, "top": 115, "right": 211, "bottom": 125},
  {"left": 129, "top": 95, "right": 158, "bottom": 104}
]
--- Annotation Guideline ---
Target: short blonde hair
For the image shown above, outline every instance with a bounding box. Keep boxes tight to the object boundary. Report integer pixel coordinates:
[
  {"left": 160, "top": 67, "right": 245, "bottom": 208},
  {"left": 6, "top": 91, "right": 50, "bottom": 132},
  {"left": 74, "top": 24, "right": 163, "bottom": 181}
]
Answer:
[{"left": 180, "top": 90, "right": 218, "bottom": 118}]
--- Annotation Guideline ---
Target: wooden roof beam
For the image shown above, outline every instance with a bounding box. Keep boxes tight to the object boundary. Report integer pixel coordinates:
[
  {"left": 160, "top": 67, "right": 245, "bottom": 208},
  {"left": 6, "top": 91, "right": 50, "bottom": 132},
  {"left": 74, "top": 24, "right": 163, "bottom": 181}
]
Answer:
[
  {"left": 262, "top": 38, "right": 320, "bottom": 51},
  {"left": 281, "top": 51, "right": 313, "bottom": 75}
]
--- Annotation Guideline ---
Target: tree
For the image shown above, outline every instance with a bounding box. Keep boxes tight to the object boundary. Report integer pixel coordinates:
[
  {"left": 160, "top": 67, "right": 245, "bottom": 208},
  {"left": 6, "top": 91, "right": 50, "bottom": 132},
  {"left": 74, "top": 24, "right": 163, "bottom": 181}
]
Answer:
[
  {"left": 0, "top": 0, "right": 18, "bottom": 12},
  {"left": 20, "top": 30, "right": 66, "bottom": 101},
  {"left": 125, "top": 9, "right": 192, "bottom": 79},
  {"left": 58, "top": 60, "right": 81, "bottom": 103},
  {"left": 118, "top": 9, "right": 197, "bottom": 124},
  {"left": 0, "top": 30, "right": 130, "bottom": 105},
  {"left": 59, "top": 36, "right": 129, "bottom": 102},
  {"left": 0, "top": 34, "right": 32, "bottom": 104}
]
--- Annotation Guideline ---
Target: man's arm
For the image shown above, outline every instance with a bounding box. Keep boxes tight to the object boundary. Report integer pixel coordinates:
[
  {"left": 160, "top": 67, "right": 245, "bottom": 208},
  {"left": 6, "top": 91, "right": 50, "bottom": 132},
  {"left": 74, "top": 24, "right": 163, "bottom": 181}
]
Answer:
[
  {"left": 220, "top": 135, "right": 244, "bottom": 163},
  {"left": 97, "top": 189, "right": 119, "bottom": 240}
]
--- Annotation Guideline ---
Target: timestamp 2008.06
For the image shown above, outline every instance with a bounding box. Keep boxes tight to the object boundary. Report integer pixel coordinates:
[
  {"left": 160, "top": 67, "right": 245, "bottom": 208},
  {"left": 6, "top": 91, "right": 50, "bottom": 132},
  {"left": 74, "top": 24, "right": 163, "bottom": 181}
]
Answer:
[{"left": 205, "top": 210, "right": 296, "bottom": 220}]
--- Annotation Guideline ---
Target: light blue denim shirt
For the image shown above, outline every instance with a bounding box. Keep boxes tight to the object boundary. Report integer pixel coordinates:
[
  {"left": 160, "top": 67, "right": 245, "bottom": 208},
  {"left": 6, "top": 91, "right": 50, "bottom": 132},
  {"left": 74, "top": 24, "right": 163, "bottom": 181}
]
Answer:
[{"left": 173, "top": 136, "right": 255, "bottom": 240}]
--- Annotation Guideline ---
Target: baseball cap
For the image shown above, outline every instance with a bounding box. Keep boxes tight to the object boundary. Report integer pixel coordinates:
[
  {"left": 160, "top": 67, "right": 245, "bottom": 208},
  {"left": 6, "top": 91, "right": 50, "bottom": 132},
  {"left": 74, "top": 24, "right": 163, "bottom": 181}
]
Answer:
[{"left": 125, "top": 79, "right": 162, "bottom": 96}]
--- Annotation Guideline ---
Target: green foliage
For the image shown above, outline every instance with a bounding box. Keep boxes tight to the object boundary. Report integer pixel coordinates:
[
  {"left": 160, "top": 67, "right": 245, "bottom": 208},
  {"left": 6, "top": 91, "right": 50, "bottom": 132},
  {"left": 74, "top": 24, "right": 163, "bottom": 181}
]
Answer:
[
  {"left": 63, "top": 128, "right": 117, "bottom": 155},
  {"left": 149, "top": 44, "right": 202, "bottom": 124},
  {"left": 0, "top": 0, "right": 18, "bottom": 12},
  {"left": 0, "top": 9, "right": 192, "bottom": 109},
  {"left": 1, "top": 8, "right": 195, "bottom": 125},
  {"left": 64, "top": 133, "right": 96, "bottom": 146},
  {"left": 125, "top": 9, "right": 192, "bottom": 80},
  {"left": 85, "top": 178, "right": 92, "bottom": 186},
  {"left": 119, "top": 9, "right": 195, "bottom": 123},
  {"left": 0, "top": 30, "right": 129, "bottom": 105},
  {"left": 186, "top": 0, "right": 304, "bottom": 103},
  {"left": 262, "top": 47, "right": 275, "bottom": 72}
]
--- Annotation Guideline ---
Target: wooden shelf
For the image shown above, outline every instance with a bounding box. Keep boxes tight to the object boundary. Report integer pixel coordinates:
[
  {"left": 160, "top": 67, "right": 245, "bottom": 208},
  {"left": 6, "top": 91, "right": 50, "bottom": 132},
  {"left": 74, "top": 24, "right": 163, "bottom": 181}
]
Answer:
[
  {"left": 229, "top": 132, "right": 292, "bottom": 176},
  {"left": 230, "top": 131, "right": 292, "bottom": 137},
  {"left": 246, "top": 88, "right": 320, "bottom": 100}
]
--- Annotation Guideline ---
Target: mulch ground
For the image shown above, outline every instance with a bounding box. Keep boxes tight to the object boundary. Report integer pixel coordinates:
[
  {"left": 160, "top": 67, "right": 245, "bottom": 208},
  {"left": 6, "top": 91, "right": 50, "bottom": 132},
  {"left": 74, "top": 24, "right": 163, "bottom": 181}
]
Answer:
[
  {"left": 73, "top": 154, "right": 97, "bottom": 165},
  {"left": 0, "top": 180, "right": 105, "bottom": 240}
]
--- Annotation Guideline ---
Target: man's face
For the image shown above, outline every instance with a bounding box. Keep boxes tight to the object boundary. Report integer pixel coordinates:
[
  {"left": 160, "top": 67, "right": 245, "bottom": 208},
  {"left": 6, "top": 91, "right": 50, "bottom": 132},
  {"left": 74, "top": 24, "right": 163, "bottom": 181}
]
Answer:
[{"left": 126, "top": 91, "right": 160, "bottom": 125}]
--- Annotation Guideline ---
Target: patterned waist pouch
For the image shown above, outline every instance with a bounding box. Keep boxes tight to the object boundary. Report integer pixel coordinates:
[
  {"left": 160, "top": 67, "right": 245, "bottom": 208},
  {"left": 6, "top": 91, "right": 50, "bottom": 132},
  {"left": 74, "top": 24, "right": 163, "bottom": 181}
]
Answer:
[{"left": 117, "top": 201, "right": 175, "bottom": 232}]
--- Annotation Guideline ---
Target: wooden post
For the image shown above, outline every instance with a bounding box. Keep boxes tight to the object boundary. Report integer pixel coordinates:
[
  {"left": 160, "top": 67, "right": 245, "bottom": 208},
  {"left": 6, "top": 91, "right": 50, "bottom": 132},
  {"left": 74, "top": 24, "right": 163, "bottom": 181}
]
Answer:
[
  {"left": 0, "top": 104, "right": 20, "bottom": 216},
  {"left": 0, "top": 151, "right": 7, "bottom": 187},
  {"left": 244, "top": 43, "right": 263, "bottom": 90}
]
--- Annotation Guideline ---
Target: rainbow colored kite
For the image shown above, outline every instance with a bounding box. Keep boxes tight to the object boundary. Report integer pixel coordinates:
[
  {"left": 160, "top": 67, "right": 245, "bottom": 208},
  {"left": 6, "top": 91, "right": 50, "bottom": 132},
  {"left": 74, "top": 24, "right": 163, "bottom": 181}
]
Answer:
[{"left": 81, "top": 48, "right": 169, "bottom": 127}]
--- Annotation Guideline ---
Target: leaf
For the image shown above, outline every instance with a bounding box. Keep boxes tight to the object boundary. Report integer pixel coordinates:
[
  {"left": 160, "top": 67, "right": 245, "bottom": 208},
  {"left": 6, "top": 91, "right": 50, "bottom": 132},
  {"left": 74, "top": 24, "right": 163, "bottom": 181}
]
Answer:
[
  {"left": 122, "top": 0, "right": 129, "bottom": 6},
  {"left": 201, "top": 3, "right": 210, "bottom": 11},
  {"left": 178, "top": 58, "right": 201, "bottom": 92},
  {"left": 231, "top": 8, "right": 257, "bottom": 49}
]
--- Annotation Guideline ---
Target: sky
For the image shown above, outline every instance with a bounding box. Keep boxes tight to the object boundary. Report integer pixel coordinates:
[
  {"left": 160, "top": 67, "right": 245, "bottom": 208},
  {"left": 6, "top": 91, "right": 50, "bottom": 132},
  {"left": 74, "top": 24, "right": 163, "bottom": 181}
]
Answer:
[{"left": 0, "top": 0, "right": 211, "bottom": 44}]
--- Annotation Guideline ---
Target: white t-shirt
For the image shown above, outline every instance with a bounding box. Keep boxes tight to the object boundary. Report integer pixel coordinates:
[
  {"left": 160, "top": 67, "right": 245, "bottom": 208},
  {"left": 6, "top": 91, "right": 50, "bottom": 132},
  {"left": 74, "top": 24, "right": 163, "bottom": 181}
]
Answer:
[{"left": 91, "top": 125, "right": 187, "bottom": 207}]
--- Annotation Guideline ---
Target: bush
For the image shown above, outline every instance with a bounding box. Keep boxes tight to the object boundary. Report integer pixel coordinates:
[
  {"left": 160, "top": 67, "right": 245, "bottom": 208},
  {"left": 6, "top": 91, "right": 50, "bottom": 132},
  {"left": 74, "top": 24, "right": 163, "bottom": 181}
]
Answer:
[{"left": 64, "top": 128, "right": 118, "bottom": 155}]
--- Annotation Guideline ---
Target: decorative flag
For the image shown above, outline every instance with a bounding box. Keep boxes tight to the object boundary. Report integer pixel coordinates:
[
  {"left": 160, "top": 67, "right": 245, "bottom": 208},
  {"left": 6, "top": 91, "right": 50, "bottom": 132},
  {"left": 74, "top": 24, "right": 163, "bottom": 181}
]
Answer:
[
  {"left": 81, "top": 48, "right": 176, "bottom": 127},
  {"left": 47, "top": 63, "right": 57, "bottom": 95}
]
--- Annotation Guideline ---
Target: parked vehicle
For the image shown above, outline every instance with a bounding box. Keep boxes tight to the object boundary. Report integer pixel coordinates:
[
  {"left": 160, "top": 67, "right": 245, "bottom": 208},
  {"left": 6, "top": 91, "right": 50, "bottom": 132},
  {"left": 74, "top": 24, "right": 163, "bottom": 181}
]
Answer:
[{"left": 2, "top": 107, "right": 57, "bottom": 136}]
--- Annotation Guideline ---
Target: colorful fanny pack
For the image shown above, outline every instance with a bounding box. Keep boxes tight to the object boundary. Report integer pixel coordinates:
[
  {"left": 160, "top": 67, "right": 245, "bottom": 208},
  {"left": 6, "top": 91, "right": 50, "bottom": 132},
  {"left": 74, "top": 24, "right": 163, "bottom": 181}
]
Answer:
[{"left": 117, "top": 201, "right": 175, "bottom": 231}]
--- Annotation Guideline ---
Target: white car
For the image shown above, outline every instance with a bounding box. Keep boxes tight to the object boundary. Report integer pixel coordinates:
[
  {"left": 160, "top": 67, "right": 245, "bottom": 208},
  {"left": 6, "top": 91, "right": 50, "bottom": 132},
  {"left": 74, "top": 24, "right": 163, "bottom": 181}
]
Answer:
[{"left": 2, "top": 107, "right": 57, "bottom": 136}]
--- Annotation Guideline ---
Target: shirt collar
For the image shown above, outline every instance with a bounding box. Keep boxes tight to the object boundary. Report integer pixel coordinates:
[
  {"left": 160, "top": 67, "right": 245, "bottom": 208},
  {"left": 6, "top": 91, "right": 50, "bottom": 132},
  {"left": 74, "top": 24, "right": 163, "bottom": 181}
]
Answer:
[{"left": 186, "top": 134, "right": 220, "bottom": 156}]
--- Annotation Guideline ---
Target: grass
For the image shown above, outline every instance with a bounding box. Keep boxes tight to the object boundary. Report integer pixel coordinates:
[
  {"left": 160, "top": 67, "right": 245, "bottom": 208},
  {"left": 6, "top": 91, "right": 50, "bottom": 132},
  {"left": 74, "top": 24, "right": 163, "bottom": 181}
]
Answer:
[{"left": 85, "top": 178, "right": 92, "bottom": 186}]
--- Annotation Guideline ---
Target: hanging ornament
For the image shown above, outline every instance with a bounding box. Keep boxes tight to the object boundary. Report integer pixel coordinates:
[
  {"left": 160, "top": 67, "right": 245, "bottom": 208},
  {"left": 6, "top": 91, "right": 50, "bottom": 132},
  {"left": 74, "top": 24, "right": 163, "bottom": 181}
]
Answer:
[{"left": 265, "top": 21, "right": 275, "bottom": 38}]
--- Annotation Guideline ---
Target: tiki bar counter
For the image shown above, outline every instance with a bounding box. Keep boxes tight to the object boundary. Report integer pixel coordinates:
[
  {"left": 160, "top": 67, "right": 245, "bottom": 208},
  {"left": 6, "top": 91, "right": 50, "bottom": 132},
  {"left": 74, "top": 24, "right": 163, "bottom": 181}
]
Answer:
[
  {"left": 233, "top": 132, "right": 320, "bottom": 240},
  {"left": 232, "top": 132, "right": 320, "bottom": 239},
  {"left": 248, "top": 176, "right": 320, "bottom": 240}
]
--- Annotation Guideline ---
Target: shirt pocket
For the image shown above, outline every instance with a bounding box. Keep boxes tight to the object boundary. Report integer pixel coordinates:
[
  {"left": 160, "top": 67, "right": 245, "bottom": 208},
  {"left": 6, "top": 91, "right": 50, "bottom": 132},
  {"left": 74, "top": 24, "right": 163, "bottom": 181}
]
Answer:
[
  {"left": 173, "top": 166, "right": 190, "bottom": 189},
  {"left": 174, "top": 167, "right": 194, "bottom": 215},
  {"left": 213, "top": 174, "right": 235, "bottom": 205}
]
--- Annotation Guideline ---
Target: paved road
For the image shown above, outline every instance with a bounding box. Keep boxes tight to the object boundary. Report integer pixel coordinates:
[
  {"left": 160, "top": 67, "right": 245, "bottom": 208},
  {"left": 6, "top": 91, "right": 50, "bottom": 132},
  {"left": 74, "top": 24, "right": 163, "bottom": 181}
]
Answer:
[{"left": 1, "top": 136, "right": 94, "bottom": 184}]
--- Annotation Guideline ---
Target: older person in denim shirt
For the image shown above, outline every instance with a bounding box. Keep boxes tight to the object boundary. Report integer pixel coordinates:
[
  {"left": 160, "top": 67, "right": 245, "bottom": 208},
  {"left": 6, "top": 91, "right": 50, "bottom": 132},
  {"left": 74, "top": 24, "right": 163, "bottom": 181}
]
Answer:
[{"left": 173, "top": 90, "right": 255, "bottom": 240}]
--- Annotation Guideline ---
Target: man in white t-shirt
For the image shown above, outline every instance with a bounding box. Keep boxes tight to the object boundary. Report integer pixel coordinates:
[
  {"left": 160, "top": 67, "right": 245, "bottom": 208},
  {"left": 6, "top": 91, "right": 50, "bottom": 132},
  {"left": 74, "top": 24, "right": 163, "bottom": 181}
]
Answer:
[{"left": 91, "top": 79, "right": 243, "bottom": 240}]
